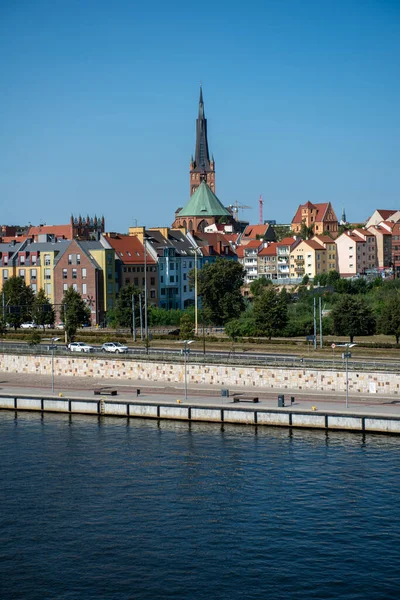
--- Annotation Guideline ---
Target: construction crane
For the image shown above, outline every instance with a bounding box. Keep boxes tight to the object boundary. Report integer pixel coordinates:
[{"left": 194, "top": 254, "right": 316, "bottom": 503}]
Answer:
[
  {"left": 259, "top": 195, "right": 263, "bottom": 225},
  {"left": 229, "top": 200, "right": 252, "bottom": 221}
]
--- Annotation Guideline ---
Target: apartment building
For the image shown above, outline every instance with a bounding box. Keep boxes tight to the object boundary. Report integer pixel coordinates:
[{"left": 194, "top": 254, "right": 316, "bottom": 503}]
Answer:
[
  {"left": 258, "top": 243, "right": 277, "bottom": 279},
  {"left": 291, "top": 201, "right": 339, "bottom": 236},
  {"left": 335, "top": 229, "right": 377, "bottom": 277},
  {"left": 237, "top": 240, "right": 263, "bottom": 284},
  {"left": 289, "top": 239, "right": 326, "bottom": 280},
  {"left": 312, "top": 235, "right": 337, "bottom": 272}
]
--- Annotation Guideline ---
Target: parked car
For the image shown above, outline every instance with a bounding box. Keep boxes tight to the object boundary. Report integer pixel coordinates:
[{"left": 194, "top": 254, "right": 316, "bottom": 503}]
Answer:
[
  {"left": 68, "top": 342, "right": 95, "bottom": 353},
  {"left": 56, "top": 323, "right": 64, "bottom": 329},
  {"left": 20, "top": 322, "right": 37, "bottom": 329},
  {"left": 102, "top": 342, "right": 129, "bottom": 354}
]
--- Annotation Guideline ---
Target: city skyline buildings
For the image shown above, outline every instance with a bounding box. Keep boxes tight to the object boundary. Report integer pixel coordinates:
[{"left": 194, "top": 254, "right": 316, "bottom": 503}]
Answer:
[{"left": 1, "top": 1, "right": 399, "bottom": 232}]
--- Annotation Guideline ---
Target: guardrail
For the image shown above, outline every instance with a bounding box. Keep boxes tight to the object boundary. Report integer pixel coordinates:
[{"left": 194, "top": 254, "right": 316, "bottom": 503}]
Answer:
[{"left": 0, "top": 343, "right": 400, "bottom": 373}]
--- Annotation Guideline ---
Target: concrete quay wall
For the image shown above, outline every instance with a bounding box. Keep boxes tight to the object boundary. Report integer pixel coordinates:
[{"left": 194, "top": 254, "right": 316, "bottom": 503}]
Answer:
[
  {"left": 0, "top": 353, "right": 399, "bottom": 396},
  {"left": 1, "top": 394, "right": 400, "bottom": 435}
]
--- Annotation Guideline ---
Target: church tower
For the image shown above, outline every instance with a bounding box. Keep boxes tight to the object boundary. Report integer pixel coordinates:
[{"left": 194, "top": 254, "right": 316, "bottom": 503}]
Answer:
[{"left": 189, "top": 86, "right": 215, "bottom": 196}]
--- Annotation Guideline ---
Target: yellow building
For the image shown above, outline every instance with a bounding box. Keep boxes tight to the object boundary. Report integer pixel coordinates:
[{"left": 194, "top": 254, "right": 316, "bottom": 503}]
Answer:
[{"left": 290, "top": 239, "right": 326, "bottom": 280}]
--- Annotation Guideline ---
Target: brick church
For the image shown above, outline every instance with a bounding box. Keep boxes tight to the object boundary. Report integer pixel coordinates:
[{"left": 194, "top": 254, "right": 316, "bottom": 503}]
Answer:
[{"left": 172, "top": 87, "right": 237, "bottom": 233}]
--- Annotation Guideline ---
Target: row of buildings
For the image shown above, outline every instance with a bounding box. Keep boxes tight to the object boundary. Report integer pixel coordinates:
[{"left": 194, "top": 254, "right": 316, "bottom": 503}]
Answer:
[{"left": 1, "top": 88, "right": 398, "bottom": 324}]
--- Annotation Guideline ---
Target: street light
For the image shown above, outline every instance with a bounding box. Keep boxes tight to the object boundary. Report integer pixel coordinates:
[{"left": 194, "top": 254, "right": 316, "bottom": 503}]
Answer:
[
  {"left": 44, "top": 337, "right": 60, "bottom": 393},
  {"left": 179, "top": 340, "right": 194, "bottom": 401},
  {"left": 334, "top": 342, "right": 356, "bottom": 409}
]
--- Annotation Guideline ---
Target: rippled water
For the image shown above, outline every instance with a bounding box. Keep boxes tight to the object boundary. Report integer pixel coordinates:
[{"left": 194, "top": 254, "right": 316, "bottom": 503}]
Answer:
[{"left": 1, "top": 412, "right": 400, "bottom": 599}]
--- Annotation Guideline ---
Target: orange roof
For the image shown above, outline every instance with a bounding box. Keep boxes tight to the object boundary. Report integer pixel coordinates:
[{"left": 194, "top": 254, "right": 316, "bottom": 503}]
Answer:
[
  {"left": 240, "top": 239, "right": 263, "bottom": 249},
  {"left": 277, "top": 237, "right": 296, "bottom": 246},
  {"left": 259, "top": 243, "right": 277, "bottom": 256},
  {"left": 236, "top": 246, "right": 245, "bottom": 258},
  {"left": 303, "top": 239, "right": 325, "bottom": 250},
  {"left": 27, "top": 224, "right": 73, "bottom": 239},
  {"left": 106, "top": 234, "right": 156, "bottom": 264},
  {"left": 242, "top": 224, "right": 270, "bottom": 239},
  {"left": 313, "top": 235, "right": 334, "bottom": 243},
  {"left": 375, "top": 209, "right": 398, "bottom": 220}
]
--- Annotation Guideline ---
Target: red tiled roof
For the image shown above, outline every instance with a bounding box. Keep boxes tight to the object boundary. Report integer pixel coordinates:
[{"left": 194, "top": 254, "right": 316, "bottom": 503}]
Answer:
[
  {"left": 277, "top": 237, "right": 296, "bottom": 246},
  {"left": 303, "top": 240, "right": 325, "bottom": 250},
  {"left": 27, "top": 224, "right": 73, "bottom": 239},
  {"left": 105, "top": 234, "right": 156, "bottom": 264},
  {"left": 258, "top": 243, "right": 277, "bottom": 256},
  {"left": 242, "top": 224, "right": 270, "bottom": 239},
  {"left": 376, "top": 210, "right": 398, "bottom": 220},
  {"left": 239, "top": 239, "right": 263, "bottom": 249},
  {"left": 235, "top": 246, "right": 245, "bottom": 258}
]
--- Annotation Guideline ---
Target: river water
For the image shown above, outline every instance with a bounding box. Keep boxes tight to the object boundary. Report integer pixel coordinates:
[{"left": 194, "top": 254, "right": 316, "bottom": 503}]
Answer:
[{"left": 1, "top": 412, "right": 399, "bottom": 599}]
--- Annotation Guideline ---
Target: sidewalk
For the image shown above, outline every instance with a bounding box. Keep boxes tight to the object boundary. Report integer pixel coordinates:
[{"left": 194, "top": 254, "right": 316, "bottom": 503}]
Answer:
[{"left": 1, "top": 371, "right": 400, "bottom": 417}]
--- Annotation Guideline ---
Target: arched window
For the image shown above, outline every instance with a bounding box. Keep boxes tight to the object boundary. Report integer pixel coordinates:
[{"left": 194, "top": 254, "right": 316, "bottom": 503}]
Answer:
[{"left": 188, "top": 220, "right": 193, "bottom": 231}]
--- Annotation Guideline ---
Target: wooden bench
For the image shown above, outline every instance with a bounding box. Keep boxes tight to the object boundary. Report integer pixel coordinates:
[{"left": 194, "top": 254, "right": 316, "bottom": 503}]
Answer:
[
  {"left": 94, "top": 388, "right": 118, "bottom": 396},
  {"left": 232, "top": 395, "right": 259, "bottom": 403}
]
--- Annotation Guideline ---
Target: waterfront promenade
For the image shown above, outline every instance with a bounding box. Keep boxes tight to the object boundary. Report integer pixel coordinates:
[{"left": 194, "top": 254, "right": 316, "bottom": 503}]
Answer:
[{"left": 1, "top": 371, "right": 400, "bottom": 417}]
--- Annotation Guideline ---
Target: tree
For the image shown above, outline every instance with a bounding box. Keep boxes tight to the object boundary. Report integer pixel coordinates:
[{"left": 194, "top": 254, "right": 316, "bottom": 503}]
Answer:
[
  {"left": 189, "top": 259, "right": 245, "bottom": 326},
  {"left": 180, "top": 313, "right": 194, "bottom": 340},
  {"left": 225, "top": 319, "right": 242, "bottom": 342},
  {"left": 115, "top": 284, "right": 140, "bottom": 333},
  {"left": 331, "top": 294, "right": 376, "bottom": 342},
  {"left": 379, "top": 294, "right": 400, "bottom": 343},
  {"left": 300, "top": 221, "right": 314, "bottom": 240},
  {"left": 250, "top": 276, "right": 272, "bottom": 297},
  {"left": 62, "top": 286, "right": 91, "bottom": 342},
  {"left": 302, "top": 274, "right": 310, "bottom": 285},
  {"left": 253, "top": 286, "right": 288, "bottom": 339},
  {"left": 31, "top": 289, "right": 55, "bottom": 330},
  {"left": 2, "top": 277, "right": 35, "bottom": 329},
  {"left": 272, "top": 225, "right": 291, "bottom": 241}
]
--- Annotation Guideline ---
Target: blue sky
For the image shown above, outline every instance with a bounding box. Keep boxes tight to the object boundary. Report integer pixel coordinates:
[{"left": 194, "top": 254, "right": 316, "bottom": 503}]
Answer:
[{"left": 1, "top": 0, "right": 399, "bottom": 231}]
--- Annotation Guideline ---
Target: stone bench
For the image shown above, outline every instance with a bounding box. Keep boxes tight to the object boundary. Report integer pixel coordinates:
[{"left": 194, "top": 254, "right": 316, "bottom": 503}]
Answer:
[
  {"left": 94, "top": 388, "right": 118, "bottom": 396},
  {"left": 232, "top": 395, "right": 259, "bottom": 403}
]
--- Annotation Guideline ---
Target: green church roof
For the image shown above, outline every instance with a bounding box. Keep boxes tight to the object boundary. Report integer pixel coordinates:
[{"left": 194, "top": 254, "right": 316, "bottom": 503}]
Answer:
[{"left": 178, "top": 182, "right": 231, "bottom": 217}]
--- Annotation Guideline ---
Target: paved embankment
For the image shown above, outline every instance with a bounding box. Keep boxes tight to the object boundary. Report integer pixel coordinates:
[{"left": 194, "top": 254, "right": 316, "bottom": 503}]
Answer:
[{"left": 1, "top": 372, "right": 400, "bottom": 435}]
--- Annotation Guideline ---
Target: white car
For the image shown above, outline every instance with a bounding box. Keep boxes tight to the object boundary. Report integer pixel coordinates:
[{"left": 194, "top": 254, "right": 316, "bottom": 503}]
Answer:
[
  {"left": 102, "top": 342, "right": 129, "bottom": 354},
  {"left": 20, "top": 322, "right": 37, "bottom": 329},
  {"left": 56, "top": 323, "right": 65, "bottom": 330},
  {"left": 68, "top": 342, "right": 95, "bottom": 353}
]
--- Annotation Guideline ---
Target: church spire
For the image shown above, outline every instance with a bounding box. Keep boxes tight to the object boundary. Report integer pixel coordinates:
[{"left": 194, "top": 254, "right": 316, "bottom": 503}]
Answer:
[{"left": 189, "top": 86, "right": 216, "bottom": 196}]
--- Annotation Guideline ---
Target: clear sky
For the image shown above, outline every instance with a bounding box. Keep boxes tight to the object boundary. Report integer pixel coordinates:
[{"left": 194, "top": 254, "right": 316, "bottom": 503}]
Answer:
[{"left": 1, "top": 0, "right": 399, "bottom": 231}]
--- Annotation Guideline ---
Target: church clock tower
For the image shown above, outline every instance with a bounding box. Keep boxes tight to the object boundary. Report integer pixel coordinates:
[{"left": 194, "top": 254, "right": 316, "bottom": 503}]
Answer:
[{"left": 189, "top": 86, "right": 215, "bottom": 196}]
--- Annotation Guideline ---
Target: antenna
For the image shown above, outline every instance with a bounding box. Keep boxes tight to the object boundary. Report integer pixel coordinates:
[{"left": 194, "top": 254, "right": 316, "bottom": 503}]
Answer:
[{"left": 259, "top": 195, "right": 263, "bottom": 225}]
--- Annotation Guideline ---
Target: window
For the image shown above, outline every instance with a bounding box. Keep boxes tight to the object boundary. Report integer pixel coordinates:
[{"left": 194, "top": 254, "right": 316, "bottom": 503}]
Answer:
[
  {"left": 134, "top": 278, "right": 138, "bottom": 285},
  {"left": 63, "top": 283, "right": 68, "bottom": 291},
  {"left": 184, "top": 285, "right": 187, "bottom": 292},
  {"left": 183, "top": 273, "right": 187, "bottom": 280},
  {"left": 31, "top": 283, "right": 37, "bottom": 292},
  {"left": 45, "top": 283, "right": 51, "bottom": 295},
  {"left": 161, "top": 288, "right": 165, "bottom": 295},
  {"left": 141, "top": 267, "right": 144, "bottom": 272},
  {"left": 68, "top": 254, "right": 72, "bottom": 265},
  {"left": 108, "top": 268, "right": 112, "bottom": 280},
  {"left": 72, "top": 269, "right": 77, "bottom": 279},
  {"left": 82, "top": 283, "right": 87, "bottom": 295},
  {"left": 108, "top": 283, "right": 113, "bottom": 294},
  {"left": 19, "top": 269, "right": 25, "bottom": 278},
  {"left": 142, "top": 278, "right": 145, "bottom": 285},
  {"left": 107, "top": 254, "right": 112, "bottom": 265},
  {"left": 31, "top": 269, "right": 37, "bottom": 280},
  {"left": 63, "top": 269, "right": 67, "bottom": 279},
  {"left": 150, "top": 290, "right": 155, "bottom": 299},
  {"left": 151, "top": 277, "right": 155, "bottom": 285},
  {"left": 160, "top": 276, "right": 164, "bottom": 283},
  {"left": 160, "top": 264, "right": 164, "bottom": 270},
  {"left": 45, "top": 268, "right": 51, "bottom": 280},
  {"left": 44, "top": 254, "right": 51, "bottom": 266},
  {"left": 72, "top": 284, "right": 78, "bottom": 291},
  {"left": 170, "top": 276, "right": 174, "bottom": 283},
  {"left": 20, "top": 255, "right": 25, "bottom": 265},
  {"left": 183, "top": 261, "right": 186, "bottom": 268},
  {"left": 77, "top": 254, "right": 81, "bottom": 265},
  {"left": 189, "top": 262, "right": 192, "bottom": 268},
  {"left": 82, "top": 268, "right": 87, "bottom": 279}
]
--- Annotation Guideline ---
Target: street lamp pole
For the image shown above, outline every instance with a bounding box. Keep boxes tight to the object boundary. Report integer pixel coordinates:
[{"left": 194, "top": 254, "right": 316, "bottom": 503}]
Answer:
[
  {"left": 335, "top": 342, "right": 356, "bottom": 409},
  {"left": 44, "top": 337, "right": 60, "bottom": 393},
  {"left": 180, "top": 340, "right": 194, "bottom": 402}
]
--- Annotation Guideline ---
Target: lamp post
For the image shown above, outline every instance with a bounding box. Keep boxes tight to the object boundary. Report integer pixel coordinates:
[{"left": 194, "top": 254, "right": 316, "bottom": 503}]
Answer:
[
  {"left": 44, "top": 337, "right": 60, "bottom": 393},
  {"left": 179, "top": 340, "right": 194, "bottom": 401},
  {"left": 334, "top": 342, "right": 356, "bottom": 408}
]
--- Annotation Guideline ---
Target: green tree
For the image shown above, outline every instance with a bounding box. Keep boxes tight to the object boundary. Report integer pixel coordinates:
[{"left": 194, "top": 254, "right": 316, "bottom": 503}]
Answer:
[
  {"left": 62, "top": 286, "right": 91, "bottom": 342},
  {"left": 272, "top": 225, "right": 291, "bottom": 241},
  {"left": 253, "top": 286, "right": 288, "bottom": 339},
  {"left": 3, "top": 277, "right": 35, "bottom": 330},
  {"left": 225, "top": 319, "right": 242, "bottom": 342},
  {"left": 331, "top": 294, "right": 376, "bottom": 342},
  {"left": 327, "top": 270, "right": 340, "bottom": 285},
  {"left": 180, "top": 313, "right": 194, "bottom": 340},
  {"left": 189, "top": 259, "right": 245, "bottom": 326},
  {"left": 31, "top": 288, "right": 55, "bottom": 330},
  {"left": 300, "top": 221, "right": 314, "bottom": 240},
  {"left": 302, "top": 274, "right": 310, "bottom": 285},
  {"left": 378, "top": 294, "right": 400, "bottom": 343},
  {"left": 115, "top": 284, "right": 140, "bottom": 333},
  {"left": 250, "top": 276, "right": 272, "bottom": 297}
]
